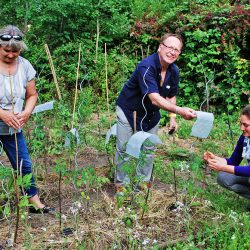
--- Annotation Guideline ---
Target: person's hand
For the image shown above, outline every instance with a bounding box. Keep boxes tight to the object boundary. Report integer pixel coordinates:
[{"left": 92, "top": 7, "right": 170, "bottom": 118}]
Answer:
[
  {"left": 203, "top": 151, "right": 232, "bottom": 173},
  {"left": 0, "top": 110, "right": 21, "bottom": 130},
  {"left": 168, "top": 117, "right": 178, "bottom": 134},
  {"left": 16, "top": 111, "right": 31, "bottom": 128},
  {"left": 203, "top": 151, "right": 226, "bottom": 163},
  {"left": 179, "top": 107, "right": 197, "bottom": 120},
  {"left": 207, "top": 158, "right": 227, "bottom": 172},
  {"left": 208, "top": 159, "right": 235, "bottom": 174},
  {"left": 203, "top": 151, "right": 215, "bottom": 161}
]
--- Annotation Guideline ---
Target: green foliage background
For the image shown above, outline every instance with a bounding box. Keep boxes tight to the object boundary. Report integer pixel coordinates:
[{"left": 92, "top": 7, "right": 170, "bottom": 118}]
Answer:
[
  {"left": 0, "top": 1, "right": 249, "bottom": 248},
  {"left": 0, "top": 0, "right": 249, "bottom": 111}
]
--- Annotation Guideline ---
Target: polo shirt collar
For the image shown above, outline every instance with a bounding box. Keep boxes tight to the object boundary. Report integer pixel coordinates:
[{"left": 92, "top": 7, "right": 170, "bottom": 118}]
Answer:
[{"left": 154, "top": 52, "right": 173, "bottom": 72}]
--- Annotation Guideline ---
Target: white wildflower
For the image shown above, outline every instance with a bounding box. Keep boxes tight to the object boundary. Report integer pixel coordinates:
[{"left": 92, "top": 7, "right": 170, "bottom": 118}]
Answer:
[
  {"left": 61, "top": 214, "right": 67, "bottom": 221},
  {"left": 133, "top": 231, "right": 140, "bottom": 239},
  {"left": 229, "top": 210, "right": 238, "bottom": 222},
  {"left": 142, "top": 238, "right": 150, "bottom": 245},
  {"left": 172, "top": 201, "right": 185, "bottom": 213},
  {"left": 6, "top": 239, "right": 13, "bottom": 247},
  {"left": 126, "top": 207, "right": 131, "bottom": 212},
  {"left": 70, "top": 206, "right": 78, "bottom": 215},
  {"left": 74, "top": 201, "right": 82, "bottom": 208},
  {"left": 6, "top": 234, "right": 14, "bottom": 247},
  {"left": 204, "top": 200, "right": 212, "bottom": 206},
  {"left": 179, "top": 161, "right": 190, "bottom": 171}
]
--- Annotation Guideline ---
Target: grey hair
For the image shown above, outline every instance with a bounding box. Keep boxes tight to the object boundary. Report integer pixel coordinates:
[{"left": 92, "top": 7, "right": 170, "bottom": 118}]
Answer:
[
  {"left": 241, "top": 104, "right": 250, "bottom": 118},
  {"left": 0, "top": 25, "right": 27, "bottom": 51},
  {"left": 160, "top": 33, "right": 183, "bottom": 49}
]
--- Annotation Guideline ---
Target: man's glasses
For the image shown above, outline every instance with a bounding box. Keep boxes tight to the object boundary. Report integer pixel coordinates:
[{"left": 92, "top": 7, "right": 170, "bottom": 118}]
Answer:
[
  {"left": 161, "top": 43, "right": 181, "bottom": 55},
  {"left": 0, "top": 34, "right": 23, "bottom": 41}
]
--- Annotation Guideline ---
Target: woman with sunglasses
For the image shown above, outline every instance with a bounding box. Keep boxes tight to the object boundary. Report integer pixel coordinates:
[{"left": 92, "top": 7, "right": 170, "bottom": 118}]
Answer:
[
  {"left": 204, "top": 105, "right": 250, "bottom": 204},
  {"left": 0, "top": 25, "right": 53, "bottom": 213}
]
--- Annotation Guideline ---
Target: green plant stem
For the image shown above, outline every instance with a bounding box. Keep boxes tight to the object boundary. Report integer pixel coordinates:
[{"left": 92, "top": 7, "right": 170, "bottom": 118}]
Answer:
[{"left": 59, "top": 170, "right": 62, "bottom": 231}]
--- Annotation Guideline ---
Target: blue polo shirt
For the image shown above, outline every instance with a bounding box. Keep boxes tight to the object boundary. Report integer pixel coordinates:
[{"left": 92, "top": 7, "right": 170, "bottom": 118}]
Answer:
[{"left": 116, "top": 53, "right": 179, "bottom": 131}]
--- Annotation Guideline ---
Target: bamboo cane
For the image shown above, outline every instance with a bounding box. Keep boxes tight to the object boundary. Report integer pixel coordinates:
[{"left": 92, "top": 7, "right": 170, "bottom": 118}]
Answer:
[
  {"left": 44, "top": 44, "right": 62, "bottom": 100},
  {"left": 141, "top": 165, "right": 153, "bottom": 220},
  {"left": 104, "top": 43, "right": 115, "bottom": 170},
  {"left": 59, "top": 171, "right": 62, "bottom": 231},
  {"left": 129, "top": 111, "right": 137, "bottom": 205},
  {"left": 147, "top": 45, "right": 150, "bottom": 57},
  {"left": 72, "top": 43, "right": 82, "bottom": 129},
  {"left": 140, "top": 45, "right": 144, "bottom": 59},
  {"left": 9, "top": 74, "right": 20, "bottom": 243},
  {"left": 95, "top": 17, "right": 100, "bottom": 63},
  {"left": 133, "top": 111, "right": 137, "bottom": 134},
  {"left": 104, "top": 43, "right": 111, "bottom": 130},
  {"left": 95, "top": 18, "right": 101, "bottom": 138}
]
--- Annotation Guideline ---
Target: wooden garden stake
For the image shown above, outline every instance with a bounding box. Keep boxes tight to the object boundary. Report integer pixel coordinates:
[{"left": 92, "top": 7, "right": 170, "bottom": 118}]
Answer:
[
  {"left": 171, "top": 133, "right": 178, "bottom": 201},
  {"left": 173, "top": 166, "right": 178, "bottom": 203},
  {"left": 59, "top": 170, "right": 62, "bottom": 231},
  {"left": 9, "top": 75, "right": 20, "bottom": 243},
  {"left": 11, "top": 168, "right": 20, "bottom": 244},
  {"left": 44, "top": 44, "right": 62, "bottom": 100},
  {"left": 172, "top": 130, "right": 176, "bottom": 143},
  {"left": 43, "top": 128, "right": 48, "bottom": 185},
  {"left": 104, "top": 43, "right": 111, "bottom": 130},
  {"left": 131, "top": 110, "right": 153, "bottom": 219},
  {"left": 133, "top": 111, "right": 137, "bottom": 133},
  {"left": 94, "top": 18, "right": 101, "bottom": 138},
  {"left": 95, "top": 17, "right": 100, "bottom": 64},
  {"left": 127, "top": 111, "right": 137, "bottom": 206},
  {"left": 200, "top": 138, "right": 208, "bottom": 194},
  {"left": 104, "top": 43, "right": 115, "bottom": 170},
  {"left": 140, "top": 45, "right": 144, "bottom": 59},
  {"left": 141, "top": 167, "right": 153, "bottom": 220},
  {"left": 147, "top": 45, "right": 150, "bottom": 57},
  {"left": 12, "top": 130, "right": 20, "bottom": 244},
  {"left": 19, "top": 159, "right": 25, "bottom": 196},
  {"left": 72, "top": 43, "right": 82, "bottom": 130}
]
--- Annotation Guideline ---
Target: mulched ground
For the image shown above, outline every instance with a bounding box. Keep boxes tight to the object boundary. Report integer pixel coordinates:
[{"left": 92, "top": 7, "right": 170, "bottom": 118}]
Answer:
[{"left": 0, "top": 136, "right": 214, "bottom": 249}]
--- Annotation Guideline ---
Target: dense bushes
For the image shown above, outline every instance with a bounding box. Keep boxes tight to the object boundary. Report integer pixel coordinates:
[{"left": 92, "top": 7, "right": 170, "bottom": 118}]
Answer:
[
  {"left": 0, "top": 0, "right": 248, "bottom": 111},
  {"left": 130, "top": 2, "right": 249, "bottom": 110}
]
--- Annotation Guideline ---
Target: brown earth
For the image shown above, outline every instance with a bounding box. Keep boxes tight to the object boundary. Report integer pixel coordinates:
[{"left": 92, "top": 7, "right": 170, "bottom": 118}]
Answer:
[{"left": 0, "top": 134, "right": 214, "bottom": 249}]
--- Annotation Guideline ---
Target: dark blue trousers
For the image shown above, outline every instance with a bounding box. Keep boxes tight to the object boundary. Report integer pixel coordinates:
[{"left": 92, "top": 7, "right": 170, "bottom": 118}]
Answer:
[{"left": 0, "top": 132, "right": 37, "bottom": 197}]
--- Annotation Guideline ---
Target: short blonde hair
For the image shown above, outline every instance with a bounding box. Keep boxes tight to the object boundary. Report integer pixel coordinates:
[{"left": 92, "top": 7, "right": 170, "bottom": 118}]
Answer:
[
  {"left": 0, "top": 25, "right": 27, "bottom": 51},
  {"left": 160, "top": 33, "right": 183, "bottom": 49}
]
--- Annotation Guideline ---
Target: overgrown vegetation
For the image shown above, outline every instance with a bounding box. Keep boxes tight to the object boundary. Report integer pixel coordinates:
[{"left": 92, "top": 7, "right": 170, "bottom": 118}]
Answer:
[
  {"left": 0, "top": 0, "right": 248, "bottom": 108},
  {"left": 0, "top": 0, "right": 249, "bottom": 249},
  {"left": 1, "top": 110, "right": 250, "bottom": 249}
]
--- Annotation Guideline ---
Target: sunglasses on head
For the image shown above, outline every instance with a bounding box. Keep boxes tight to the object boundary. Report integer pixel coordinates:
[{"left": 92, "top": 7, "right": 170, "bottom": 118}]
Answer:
[{"left": 0, "top": 34, "right": 22, "bottom": 41}]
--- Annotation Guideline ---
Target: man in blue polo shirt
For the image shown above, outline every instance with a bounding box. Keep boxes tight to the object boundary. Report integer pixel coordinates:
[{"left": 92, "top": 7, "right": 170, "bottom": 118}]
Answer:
[{"left": 115, "top": 33, "right": 196, "bottom": 188}]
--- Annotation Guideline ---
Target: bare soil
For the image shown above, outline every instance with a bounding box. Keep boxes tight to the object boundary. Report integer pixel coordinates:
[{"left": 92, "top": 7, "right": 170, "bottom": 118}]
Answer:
[{"left": 0, "top": 138, "right": 213, "bottom": 249}]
